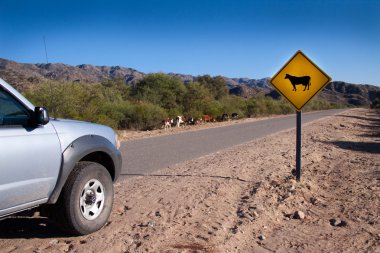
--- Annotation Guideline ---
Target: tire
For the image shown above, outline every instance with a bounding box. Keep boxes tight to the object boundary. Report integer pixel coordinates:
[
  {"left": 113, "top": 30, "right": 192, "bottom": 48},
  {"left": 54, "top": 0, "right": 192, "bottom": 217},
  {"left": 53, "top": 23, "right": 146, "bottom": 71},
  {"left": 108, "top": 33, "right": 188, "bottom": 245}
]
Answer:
[{"left": 53, "top": 161, "right": 114, "bottom": 235}]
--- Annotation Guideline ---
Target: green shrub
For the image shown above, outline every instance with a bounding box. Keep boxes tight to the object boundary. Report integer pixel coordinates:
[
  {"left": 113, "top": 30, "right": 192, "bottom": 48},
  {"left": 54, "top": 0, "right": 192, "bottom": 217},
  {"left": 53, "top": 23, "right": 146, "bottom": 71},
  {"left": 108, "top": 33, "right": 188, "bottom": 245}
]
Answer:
[
  {"left": 244, "top": 96, "right": 295, "bottom": 116},
  {"left": 303, "top": 98, "right": 344, "bottom": 112},
  {"left": 183, "top": 82, "right": 213, "bottom": 115},
  {"left": 125, "top": 102, "right": 167, "bottom": 130},
  {"left": 219, "top": 96, "right": 246, "bottom": 116},
  {"left": 196, "top": 75, "right": 228, "bottom": 100},
  {"left": 24, "top": 81, "right": 103, "bottom": 119},
  {"left": 131, "top": 73, "right": 186, "bottom": 113},
  {"left": 203, "top": 100, "right": 223, "bottom": 117}
]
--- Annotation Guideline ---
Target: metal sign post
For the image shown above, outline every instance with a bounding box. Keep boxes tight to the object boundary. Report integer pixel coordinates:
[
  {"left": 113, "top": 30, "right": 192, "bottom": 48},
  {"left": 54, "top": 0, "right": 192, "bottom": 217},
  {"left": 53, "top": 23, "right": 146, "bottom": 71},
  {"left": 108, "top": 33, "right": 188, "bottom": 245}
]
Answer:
[
  {"left": 270, "top": 50, "right": 331, "bottom": 182},
  {"left": 296, "top": 111, "right": 302, "bottom": 181}
]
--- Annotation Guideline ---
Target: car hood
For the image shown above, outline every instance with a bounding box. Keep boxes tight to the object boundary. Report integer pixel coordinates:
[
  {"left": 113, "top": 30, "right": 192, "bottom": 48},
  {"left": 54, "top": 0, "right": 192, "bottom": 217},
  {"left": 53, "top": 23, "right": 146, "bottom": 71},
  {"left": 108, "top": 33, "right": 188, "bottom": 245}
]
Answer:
[{"left": 50, "top": 118, "right": 117, "bottom": 151}]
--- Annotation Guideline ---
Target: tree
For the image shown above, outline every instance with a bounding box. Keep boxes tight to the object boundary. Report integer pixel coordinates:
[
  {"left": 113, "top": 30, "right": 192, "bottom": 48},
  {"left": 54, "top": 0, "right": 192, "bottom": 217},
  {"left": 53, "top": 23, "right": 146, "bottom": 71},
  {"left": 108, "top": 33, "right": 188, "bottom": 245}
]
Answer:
[
  {"left": 131, "top": 73, "right": 186, "bottom": 112},
  {"left": 23, "top": 80, "right": 131, "bottom": 128},
  {"left": 196, "top": 75, "right": 228, "bottom": 100},
  {"left": 203, "top": 100, "right": 223, "bottom": 117},
  {"left": 101, "top": 77, "right": 131, "bottom": 101},
  {"left": 183, "top": 82, "right": 213, "bottom": 115},
  {"left": 125, "top": 102, "right": 167, "bottom": 130},
  {"left": 23, "top": 81, "right": 102, "bottom": 119},
  {"left": 219, "top": 96, "right": 246, "bottom": 116}
]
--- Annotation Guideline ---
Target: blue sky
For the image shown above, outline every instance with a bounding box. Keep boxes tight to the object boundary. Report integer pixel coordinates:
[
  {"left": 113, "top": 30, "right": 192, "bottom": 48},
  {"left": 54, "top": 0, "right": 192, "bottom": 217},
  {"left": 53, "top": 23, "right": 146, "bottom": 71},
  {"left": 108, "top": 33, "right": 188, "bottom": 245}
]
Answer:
[{"left": 0, "top": 0, "right": 379, "bottom": 85}]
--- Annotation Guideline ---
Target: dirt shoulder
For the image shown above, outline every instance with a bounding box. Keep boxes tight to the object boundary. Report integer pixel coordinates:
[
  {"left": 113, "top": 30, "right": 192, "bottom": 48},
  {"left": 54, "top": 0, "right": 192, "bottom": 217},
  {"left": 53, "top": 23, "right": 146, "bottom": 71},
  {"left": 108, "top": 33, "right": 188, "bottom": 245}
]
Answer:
[
  {"left": 117, "top": 114, "right": 293, "bottom": 141},
  {"left": 0, "top": 108, "right": 379, "bottom": 253}
]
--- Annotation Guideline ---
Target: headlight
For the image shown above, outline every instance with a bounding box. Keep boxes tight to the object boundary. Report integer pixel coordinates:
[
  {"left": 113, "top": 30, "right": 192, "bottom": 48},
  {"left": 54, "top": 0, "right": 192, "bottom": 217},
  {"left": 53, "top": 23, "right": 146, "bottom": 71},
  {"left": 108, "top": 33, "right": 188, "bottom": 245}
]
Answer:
[{"left": 115, "top": 134, "right": 121, "bottom": 150}]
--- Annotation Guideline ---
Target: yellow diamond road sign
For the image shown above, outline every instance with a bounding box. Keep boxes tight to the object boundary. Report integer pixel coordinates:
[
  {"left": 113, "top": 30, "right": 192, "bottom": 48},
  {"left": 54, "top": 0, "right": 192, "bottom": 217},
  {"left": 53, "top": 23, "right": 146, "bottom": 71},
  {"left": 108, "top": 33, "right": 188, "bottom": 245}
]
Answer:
[{"left": 270, "top": 50, "right": 332, "bottom": 111}]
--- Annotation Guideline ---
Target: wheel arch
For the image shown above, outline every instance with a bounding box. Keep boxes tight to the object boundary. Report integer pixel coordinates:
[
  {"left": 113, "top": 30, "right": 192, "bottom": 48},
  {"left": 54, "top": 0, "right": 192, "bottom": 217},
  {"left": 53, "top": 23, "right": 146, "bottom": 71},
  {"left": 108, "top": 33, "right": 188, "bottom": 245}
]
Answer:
[
  {"left": 47, "top": 135, "right": 122, "bottom": 204},
  {"left": 80, "top": 151, "right": 116, "bottom": 179}
]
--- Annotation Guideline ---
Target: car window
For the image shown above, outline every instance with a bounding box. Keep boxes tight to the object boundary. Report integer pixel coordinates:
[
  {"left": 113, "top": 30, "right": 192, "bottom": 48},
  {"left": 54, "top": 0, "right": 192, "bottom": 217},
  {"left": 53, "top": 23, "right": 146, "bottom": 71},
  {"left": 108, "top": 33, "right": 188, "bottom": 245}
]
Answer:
[{"left": 0, "top": 88, "right": 30, "bottom": 126}]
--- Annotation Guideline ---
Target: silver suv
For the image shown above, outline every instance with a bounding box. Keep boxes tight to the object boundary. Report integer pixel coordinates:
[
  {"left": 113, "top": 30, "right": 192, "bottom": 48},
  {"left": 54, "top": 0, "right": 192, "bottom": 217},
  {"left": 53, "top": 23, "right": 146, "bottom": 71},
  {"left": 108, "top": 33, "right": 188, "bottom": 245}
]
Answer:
[{"left": 0, "top": 78, "right": 122, "bottom": 235}]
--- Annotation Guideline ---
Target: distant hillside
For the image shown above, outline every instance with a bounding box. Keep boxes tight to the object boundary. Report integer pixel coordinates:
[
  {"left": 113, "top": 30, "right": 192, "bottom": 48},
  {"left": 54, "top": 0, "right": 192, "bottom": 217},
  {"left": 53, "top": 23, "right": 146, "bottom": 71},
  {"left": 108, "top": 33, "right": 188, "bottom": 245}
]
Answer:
[
  {"left": 0, "top": 58, "right": 379, "bottom": 107},
  {"left": 0, "top": 58, "right": 144, "bottom": 90},
  {"left": 230, "top": 79, "right": 380, "bottom": 107},
  {"left": 321, "top": 81, "right": 380, "bottom": 106}
]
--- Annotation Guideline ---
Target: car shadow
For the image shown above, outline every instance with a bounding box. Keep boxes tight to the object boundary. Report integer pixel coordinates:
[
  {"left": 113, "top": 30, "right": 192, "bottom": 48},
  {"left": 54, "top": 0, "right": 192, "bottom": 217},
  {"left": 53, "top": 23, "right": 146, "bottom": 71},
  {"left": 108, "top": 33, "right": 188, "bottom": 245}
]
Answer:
[{"left": 0, "top": 217, "right": 69, "bottom": 239}]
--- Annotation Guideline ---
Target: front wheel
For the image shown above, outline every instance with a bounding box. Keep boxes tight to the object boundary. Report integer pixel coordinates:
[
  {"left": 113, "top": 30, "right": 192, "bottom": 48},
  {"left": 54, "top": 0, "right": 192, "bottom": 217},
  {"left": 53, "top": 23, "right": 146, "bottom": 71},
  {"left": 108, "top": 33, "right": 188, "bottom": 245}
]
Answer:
[{"left": 53, "top": 161, "right": 114, "bottom": 235}]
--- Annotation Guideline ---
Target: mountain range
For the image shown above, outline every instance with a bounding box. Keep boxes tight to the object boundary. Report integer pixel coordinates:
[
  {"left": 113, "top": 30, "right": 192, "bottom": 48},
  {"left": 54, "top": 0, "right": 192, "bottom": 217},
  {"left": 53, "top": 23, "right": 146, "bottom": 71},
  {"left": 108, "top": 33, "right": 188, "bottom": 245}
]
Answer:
[{"left": 0, "top": 58, "right": 379, "bottom": 107}]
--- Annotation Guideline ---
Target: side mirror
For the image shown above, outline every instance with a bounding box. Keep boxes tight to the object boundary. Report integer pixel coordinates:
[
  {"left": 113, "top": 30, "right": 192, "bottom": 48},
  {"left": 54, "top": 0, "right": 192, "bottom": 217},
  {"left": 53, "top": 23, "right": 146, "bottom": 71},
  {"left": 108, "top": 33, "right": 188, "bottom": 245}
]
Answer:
[{"left": 35, "top": 107, "right": 50, "bottom": 125}]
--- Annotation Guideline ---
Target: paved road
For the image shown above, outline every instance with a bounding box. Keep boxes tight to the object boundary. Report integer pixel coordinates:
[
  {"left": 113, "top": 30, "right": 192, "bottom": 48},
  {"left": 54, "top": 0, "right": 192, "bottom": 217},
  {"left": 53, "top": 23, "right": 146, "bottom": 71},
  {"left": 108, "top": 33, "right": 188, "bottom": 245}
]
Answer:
[{"left": 120, "top": 109, "right": 348, "bottom": 175}]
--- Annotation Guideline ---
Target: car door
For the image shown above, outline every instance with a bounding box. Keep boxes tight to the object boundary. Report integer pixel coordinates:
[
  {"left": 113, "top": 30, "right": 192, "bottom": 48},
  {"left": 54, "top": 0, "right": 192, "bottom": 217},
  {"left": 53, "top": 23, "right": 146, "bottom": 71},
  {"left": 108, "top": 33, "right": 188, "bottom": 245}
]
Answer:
[{"left": 0, "top": 87, "right": 62, "bottom": 216}]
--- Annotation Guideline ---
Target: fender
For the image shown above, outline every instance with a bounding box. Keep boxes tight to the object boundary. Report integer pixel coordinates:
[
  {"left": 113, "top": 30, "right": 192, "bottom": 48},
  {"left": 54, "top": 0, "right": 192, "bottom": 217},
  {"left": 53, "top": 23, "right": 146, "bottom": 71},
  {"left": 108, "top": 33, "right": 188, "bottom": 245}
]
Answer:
[{"left": 47, "top": 135, "right": 122, "bottom": 204}]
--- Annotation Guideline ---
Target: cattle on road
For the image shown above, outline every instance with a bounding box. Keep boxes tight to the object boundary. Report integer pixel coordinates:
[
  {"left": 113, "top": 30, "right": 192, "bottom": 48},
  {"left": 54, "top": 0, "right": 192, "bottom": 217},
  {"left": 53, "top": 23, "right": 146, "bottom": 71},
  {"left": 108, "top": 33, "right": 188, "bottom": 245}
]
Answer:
[
  {"left": 176, "top": 116, "right": 186, "bottom": 127},
  {"left": 202, "top": 115, "right": 215, "bottom": 123},
  {"left": 162, "top": 118, "right": 173, "bottom": 129}
]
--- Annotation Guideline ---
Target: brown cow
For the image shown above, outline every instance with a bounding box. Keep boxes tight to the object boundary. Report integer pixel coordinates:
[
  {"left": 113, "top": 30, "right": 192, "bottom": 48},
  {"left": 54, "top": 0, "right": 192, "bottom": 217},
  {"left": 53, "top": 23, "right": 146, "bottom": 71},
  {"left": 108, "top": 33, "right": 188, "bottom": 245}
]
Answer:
[{"left": 202, "top": 115, "right": 215, "bottom": 123}]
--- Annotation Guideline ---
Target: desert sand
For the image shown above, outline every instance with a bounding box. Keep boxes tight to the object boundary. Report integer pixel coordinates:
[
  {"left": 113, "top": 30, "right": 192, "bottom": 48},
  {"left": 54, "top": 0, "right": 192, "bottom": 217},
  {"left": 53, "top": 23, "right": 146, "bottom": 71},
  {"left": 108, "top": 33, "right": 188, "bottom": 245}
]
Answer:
[{"left": 0, "top": 108, "right": 379, "bottom": 253}]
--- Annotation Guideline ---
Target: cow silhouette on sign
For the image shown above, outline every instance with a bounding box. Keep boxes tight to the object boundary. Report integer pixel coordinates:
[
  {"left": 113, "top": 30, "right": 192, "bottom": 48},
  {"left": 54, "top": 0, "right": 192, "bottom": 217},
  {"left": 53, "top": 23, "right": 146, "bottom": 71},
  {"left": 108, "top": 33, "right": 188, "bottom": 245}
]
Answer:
[{"left": 285, "top": 74, "right": 311, "bottom": 91}]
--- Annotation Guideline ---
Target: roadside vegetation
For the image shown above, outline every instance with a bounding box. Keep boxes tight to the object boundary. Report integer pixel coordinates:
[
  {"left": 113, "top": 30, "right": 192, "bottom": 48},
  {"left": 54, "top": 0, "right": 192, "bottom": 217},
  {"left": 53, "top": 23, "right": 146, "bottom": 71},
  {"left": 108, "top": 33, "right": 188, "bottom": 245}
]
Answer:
[{"left": 24, "top": 74, "right": 345, "bottom": 130}]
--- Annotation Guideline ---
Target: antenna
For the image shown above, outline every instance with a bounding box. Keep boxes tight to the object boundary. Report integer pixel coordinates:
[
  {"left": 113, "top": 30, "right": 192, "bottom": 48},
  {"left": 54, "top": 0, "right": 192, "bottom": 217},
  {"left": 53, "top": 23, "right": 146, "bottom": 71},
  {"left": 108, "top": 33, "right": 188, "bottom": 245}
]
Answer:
[{"left": 43, "top": 36, "right": 49, "bottom": 64}]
